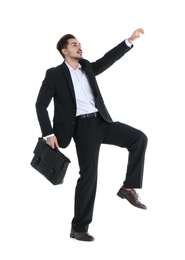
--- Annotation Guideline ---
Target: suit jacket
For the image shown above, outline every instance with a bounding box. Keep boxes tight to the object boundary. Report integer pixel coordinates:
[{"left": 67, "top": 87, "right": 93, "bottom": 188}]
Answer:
[{"left": 36, "top": 40, "right": 133, "bottom": 148}]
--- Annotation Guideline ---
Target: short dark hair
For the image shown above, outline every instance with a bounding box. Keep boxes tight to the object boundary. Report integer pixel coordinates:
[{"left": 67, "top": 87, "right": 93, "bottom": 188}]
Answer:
[{"left": 56, "top": 34, "right": 76, "bottom": 58}]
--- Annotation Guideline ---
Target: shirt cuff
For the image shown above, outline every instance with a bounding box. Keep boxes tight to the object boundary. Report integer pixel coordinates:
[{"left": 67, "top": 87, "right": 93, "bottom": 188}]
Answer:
[
  {"left": 44, "top": 134, "right": 55, "bottom": 139},
  {"left": 125, "top": 39, "right": 132, "bottom": 48}
]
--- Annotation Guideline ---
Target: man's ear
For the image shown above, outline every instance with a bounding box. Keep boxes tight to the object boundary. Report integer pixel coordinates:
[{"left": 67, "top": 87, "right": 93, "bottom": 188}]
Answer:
[{"left": 62, "top": 48, "right": 67, "bottom": 56}]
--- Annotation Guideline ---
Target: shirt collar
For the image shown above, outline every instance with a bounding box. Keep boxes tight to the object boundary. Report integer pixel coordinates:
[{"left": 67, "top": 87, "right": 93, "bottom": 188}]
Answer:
[{"left": 65, "top": 61, "right": 82, "bottom": 72}]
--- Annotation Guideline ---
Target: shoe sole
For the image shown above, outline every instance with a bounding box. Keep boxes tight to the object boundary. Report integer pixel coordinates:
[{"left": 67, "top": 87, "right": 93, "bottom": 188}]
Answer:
[{"left": 70, "top": 233, "right": 94, "bottom": 241}]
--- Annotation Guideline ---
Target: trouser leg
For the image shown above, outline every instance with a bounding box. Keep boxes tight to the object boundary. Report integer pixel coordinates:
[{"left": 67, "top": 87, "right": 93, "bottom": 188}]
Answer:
[
  {"left": 102, "top": 121, "right": 148, "bottom": 188},
  {"left": 72, "top": 117, "right": 147, "bottom": 231},
  {"left": 72, "top": 117, "right": 103, "bottom": 232}
]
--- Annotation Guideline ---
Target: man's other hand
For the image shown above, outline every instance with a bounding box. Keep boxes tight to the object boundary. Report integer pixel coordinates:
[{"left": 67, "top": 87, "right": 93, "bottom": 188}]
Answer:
[{"left": 46, "top": 135, "right": 59, "bottom": 149}]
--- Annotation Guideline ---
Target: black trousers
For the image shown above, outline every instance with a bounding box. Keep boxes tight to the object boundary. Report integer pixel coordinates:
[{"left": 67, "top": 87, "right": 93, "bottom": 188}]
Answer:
[{"left": 72, "top": 115, "right": 147, "bottom": 232}]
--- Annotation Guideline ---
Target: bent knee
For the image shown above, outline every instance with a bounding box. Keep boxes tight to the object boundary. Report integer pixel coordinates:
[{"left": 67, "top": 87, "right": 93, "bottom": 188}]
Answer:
[{"left": 140, "top": 131, "right": 148, "bottom": 146}]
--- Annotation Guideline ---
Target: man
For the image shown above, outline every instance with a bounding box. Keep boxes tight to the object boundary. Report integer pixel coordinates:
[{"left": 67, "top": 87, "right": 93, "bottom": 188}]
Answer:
[{"left": 35, "top": 28, "right": 148, "bottom": 242}]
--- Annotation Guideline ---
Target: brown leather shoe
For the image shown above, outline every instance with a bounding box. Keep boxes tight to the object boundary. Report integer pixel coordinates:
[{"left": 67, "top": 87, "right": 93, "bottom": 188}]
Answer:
[
  {"left": 117, "top": 186, "right": 147, "bottom": 210},
  {"left": 70, "top": 228, "right": 94, "bottom": 242}
]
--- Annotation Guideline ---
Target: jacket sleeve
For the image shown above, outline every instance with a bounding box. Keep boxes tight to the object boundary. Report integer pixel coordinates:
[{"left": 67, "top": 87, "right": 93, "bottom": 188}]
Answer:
[
  {"left": 91, "top": 40, "right": 133, "bottom": 76},
  {"left": 35, "top": 68, "right": 55, "bottom": 137}
]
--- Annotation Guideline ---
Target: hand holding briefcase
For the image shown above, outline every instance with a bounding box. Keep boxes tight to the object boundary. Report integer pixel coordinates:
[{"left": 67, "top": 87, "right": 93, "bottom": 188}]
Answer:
[{"left": 30, "top": 138, "right": 71, "bottom": 185}]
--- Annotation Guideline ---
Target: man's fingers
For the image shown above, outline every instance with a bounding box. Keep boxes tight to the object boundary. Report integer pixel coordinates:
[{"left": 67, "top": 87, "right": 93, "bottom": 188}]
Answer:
[
  {"left": 47, "top": 140, "right": 55, "bottom": 149},
  {"left": 54, "top": 140, "right": 59, "bottom": 148},
  {"left": 139, "top": 28, "right": 144, "bottom": 34},
  {"left": 46, "top": 136, "right": 59, "bottom": 149},
  {"left": 136, "top": 28, "right": 144, "bottom": 34},
  {"left": 134, "top": 28, "right": 144, "bottom": 37}
]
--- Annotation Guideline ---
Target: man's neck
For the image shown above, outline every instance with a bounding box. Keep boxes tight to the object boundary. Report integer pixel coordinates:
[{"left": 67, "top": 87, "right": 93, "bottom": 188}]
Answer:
[{"left": 65, "top": 58, "right": 79, "bottom": 70}]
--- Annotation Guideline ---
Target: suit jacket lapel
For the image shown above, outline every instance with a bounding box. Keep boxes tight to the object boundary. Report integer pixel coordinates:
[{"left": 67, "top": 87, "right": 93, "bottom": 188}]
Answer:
[
  {"left": 60, "top": 62, "right": 76, "bottom": 102},
  {"left": 79, "top": 60, "right": 98, "bottom": 99}
]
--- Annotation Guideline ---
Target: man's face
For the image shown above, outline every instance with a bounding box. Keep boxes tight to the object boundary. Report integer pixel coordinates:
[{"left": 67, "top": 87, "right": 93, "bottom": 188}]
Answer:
[{"left": 62, "top": 38, "right": 83, "bottom": 60}]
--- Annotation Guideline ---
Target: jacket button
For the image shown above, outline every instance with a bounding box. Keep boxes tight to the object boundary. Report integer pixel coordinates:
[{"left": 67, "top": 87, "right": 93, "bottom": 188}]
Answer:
[{"left": 72, "top": 122, "right": 75, "bottom": 125}]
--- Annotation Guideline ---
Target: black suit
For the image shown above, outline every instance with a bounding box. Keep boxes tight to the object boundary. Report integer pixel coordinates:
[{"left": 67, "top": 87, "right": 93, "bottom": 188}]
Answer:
[
  {"left": 36, "top": 41, "right": 131, "bottom": 147},
  {"left": 36, "top": 40, "right": 147, "bottom": 232}
]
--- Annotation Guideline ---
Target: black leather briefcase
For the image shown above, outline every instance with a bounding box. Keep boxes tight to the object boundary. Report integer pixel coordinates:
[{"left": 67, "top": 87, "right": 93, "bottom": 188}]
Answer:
[{"left": 30, "top": 138, "right": 71, "bottom": 185}]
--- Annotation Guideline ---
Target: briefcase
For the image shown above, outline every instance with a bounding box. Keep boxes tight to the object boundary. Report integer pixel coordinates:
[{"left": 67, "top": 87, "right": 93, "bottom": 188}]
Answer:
[{"left": 30, "top": 138, "right": 71, "bottom": 185}]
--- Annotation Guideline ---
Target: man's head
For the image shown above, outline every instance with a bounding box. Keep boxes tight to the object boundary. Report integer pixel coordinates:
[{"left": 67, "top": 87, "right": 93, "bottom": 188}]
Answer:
[{"left": 56, "top": 34, "right": 83, "bottom": 61}]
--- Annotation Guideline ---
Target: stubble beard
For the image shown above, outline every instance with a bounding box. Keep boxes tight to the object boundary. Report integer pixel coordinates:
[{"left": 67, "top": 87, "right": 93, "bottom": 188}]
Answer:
[{"left": 74, "top": 56, "right": 83, "bottom": 61}]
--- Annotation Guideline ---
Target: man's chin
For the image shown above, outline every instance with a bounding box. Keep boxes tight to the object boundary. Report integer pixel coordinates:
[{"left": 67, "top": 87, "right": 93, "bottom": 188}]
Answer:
[{"left": 75, "top": 57, "right": 83, "bottom": 61}]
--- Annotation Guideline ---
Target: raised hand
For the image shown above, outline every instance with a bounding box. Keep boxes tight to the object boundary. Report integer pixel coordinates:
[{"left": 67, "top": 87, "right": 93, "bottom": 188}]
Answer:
[{"left": 128, "top": 28, "right": 144, "bottom": 44}]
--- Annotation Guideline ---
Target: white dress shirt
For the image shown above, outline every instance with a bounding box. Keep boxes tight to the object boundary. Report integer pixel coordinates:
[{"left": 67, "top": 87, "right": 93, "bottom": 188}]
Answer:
[{"left": 65, "top": 62, "right": 98, "bottom": 116}]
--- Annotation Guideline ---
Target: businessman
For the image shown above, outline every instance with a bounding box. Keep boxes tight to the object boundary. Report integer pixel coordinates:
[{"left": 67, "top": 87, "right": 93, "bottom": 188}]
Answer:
[{"left": 35, "top": 28, "right": 148, "bottom": 241}]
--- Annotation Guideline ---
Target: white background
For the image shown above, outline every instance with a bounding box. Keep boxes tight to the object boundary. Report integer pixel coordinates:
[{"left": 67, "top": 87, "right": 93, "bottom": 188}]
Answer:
[{"left": 1, "top": 0, "right": 185, "bottom": 259}]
